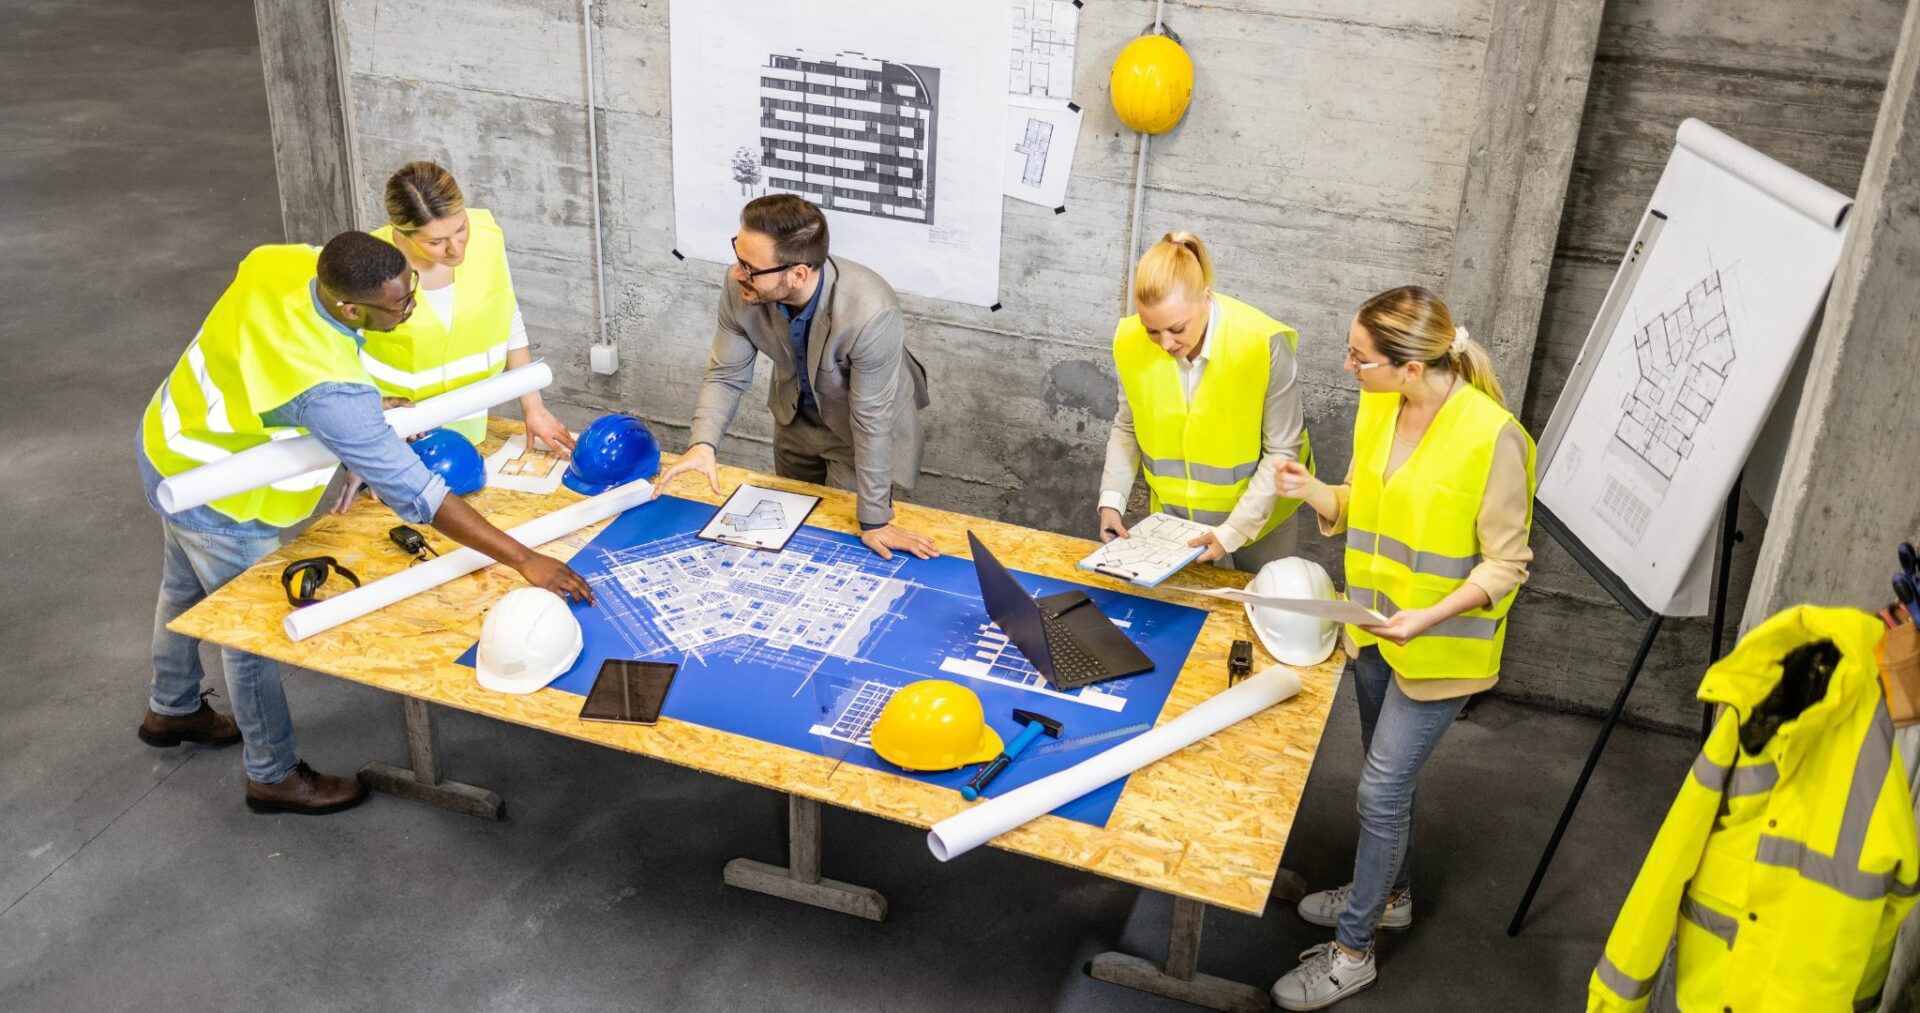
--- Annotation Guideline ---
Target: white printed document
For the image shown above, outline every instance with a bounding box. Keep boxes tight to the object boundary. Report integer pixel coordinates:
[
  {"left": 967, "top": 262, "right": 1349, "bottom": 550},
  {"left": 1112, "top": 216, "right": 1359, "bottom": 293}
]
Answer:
[
  {"left": 484, "top": 433, "right": 572, "bottom": 495},
  {"left": 1078, "top": 513, "right": 1212, "bottom": 588},
  {"left": 1175, "top": 586, "right": 1389, "bottom": 626},
  {"left": 697, "top": 484, "right": 821, "bottom": 552}
]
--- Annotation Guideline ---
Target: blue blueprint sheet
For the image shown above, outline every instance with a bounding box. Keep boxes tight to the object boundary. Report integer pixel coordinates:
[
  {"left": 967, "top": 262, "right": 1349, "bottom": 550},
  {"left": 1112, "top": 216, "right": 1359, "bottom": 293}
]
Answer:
[{"left": 458, "top": 494, "right": 1208, "bottom": 827}]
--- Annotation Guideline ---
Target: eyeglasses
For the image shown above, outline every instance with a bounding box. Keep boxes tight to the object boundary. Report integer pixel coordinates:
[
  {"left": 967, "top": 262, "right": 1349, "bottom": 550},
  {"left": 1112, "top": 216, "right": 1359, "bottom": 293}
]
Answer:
[
  {"left": 1346, "top": 345, "right": 1392, "bottom": 372},
  {"left": 337, "top": 270, "right": 419, "bottom": 316},
  {"left": 730, "top": 236, "right": 797, "bottom": 279}
]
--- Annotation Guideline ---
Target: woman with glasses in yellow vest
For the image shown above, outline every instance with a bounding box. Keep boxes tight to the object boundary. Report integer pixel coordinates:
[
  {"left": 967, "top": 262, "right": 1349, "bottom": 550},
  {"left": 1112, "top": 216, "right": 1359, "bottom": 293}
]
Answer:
[
  {"left": 1266, "top": 286, "right": 1535, "bottom": 1010},
  {"left": 337, "top": 162, "right": 571, "bottom": 508},
  {"left": 1098, "top": 232, "right": 1311, "bottom": 572}
]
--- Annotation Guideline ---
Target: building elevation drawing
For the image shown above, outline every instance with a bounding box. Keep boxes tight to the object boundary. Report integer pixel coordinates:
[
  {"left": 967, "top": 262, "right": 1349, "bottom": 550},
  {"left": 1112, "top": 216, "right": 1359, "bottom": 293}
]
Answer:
[{"left": 759, "top": 50, "right": 939, "bottom": 223}]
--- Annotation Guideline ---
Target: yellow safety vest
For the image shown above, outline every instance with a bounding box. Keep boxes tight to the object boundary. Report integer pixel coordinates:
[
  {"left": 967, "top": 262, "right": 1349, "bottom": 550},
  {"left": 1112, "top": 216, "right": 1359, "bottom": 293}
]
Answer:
[
  {"left": 1112, "top": 293, "right": 1311, "bottom": 540},
  {"left": 1590, "top": 605, "right": 1919, "bottom": 1012},
  {"left": 364, "top": 207, "right": 518, "bottom": 443},
  {"left": 1344, "top": 385, "right": 1535, "bottom": 679},
  {"left": 138, "top": 245, "right": 372, "bottom": 527}
]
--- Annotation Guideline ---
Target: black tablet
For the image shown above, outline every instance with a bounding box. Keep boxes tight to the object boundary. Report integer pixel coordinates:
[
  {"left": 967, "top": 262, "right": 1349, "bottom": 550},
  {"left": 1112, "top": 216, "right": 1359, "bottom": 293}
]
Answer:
[{"left": 579, "top": 659, "right": 677, "bottom": 725}]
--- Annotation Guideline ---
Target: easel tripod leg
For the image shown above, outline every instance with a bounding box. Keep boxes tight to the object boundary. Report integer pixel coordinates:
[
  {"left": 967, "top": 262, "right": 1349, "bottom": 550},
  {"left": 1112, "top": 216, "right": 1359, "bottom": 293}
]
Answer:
[{"left": 1508, "top": 614, "right": 1664, "bottom": 936}]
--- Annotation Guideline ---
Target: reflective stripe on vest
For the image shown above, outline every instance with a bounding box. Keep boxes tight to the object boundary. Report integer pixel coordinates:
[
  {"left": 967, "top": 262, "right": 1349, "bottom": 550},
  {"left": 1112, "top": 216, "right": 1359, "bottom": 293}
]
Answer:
[
  {"left": 1343, "top": 386, "right": 1535, "bottom": 680},
  {"left": 364, "top": 208, "right": 518, "bottom": 444},
  {"left": 139, "top": 245, "right": 368, "bottom": 526},
  {"left": 1113, "top": 293, "right": 1309, "bottom": 541}
]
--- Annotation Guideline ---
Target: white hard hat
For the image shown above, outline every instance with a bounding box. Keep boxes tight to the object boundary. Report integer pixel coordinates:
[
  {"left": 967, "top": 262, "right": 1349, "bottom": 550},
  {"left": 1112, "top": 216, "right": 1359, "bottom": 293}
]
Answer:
[
  {"left": 475, "top": 587, "right": 584, "bottom": 695},
  {"left": 1245, "top": 557, "right": 1340, "bottom": 666}
]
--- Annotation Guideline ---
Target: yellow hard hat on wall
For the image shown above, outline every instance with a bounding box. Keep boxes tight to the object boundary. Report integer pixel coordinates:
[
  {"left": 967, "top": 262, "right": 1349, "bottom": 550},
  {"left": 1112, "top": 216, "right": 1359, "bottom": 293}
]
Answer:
[
  {"left": 870, "top": 680, "right": 1004, "bottom": 772},
  {"left": 1110, "top": 33, "right": 1194, "bottom": 135}
]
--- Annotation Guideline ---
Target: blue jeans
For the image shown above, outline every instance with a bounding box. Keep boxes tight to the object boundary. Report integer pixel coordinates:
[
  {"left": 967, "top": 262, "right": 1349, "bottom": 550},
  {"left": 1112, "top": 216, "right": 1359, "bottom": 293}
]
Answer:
[
  {"left": 149, "top": 518, "right": 300, "bottom": 784},
  {"left": 1335, "top": 646, "right": 1468, "bottom": 951}
]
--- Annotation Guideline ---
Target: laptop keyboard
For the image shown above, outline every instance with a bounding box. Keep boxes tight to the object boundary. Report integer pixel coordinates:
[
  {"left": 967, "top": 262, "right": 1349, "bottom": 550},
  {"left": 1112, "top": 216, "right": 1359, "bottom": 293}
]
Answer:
[{"left": 1041, "top": 612, "right": 1109, "bottom": 685}]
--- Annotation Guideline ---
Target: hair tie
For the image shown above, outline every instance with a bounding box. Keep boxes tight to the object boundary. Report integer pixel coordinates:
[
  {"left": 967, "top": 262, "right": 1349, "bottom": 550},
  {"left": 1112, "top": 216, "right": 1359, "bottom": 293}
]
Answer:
[{"left": 1449, "top": 326, "right": 1469, "bottom": 356}]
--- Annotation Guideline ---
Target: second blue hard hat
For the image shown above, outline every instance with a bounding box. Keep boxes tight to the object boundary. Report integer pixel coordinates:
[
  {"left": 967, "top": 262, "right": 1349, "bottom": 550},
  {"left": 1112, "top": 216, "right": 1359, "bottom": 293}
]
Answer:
[
  {"left": 563, "top": 414, "right": 661, "bottom": 495},
  {"left": 411, "top": 428, "right": 486, "bottom": 495}
]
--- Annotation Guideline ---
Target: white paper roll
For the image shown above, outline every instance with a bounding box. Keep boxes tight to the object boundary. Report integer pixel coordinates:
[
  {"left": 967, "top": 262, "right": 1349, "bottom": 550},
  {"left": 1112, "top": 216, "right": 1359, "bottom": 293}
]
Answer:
[
  {"left": 1677, "top": 118, "right": 1853, "bottom": 229},
  {"left": 157, "top": 361, "right": 555, "bottom": 514},
  {"left": 281, "top": 477, "right": 654, "bottom": 642},
  {"left": 926, "top": 665, "right": 1304, "bottom": 861}
]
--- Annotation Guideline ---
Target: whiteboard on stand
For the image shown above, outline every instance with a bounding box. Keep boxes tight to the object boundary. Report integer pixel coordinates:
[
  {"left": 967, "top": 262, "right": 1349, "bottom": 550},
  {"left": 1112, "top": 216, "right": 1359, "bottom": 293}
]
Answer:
[{"left": 1533, "top": 119, "right": 1851, "bottom": 617}]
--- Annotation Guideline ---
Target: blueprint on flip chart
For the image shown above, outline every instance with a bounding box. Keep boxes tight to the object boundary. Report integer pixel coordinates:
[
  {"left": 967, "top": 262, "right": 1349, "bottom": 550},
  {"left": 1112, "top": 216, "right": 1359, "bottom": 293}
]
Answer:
[{"left": 457, "top": 495, "right": 1208, "bottom": 827}]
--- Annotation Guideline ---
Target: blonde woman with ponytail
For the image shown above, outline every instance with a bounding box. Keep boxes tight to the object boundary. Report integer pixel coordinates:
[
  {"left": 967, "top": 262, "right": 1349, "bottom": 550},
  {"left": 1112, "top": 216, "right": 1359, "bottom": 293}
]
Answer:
[
  {"left": 1267, "top": 286, "right": 1535, "bottom": 1010},
  {"left": 336, "top": 162, "right": 571, "bottom": 511},
  {"left": 1099, "top": 232, "right": 1312, "bottom": 573}
]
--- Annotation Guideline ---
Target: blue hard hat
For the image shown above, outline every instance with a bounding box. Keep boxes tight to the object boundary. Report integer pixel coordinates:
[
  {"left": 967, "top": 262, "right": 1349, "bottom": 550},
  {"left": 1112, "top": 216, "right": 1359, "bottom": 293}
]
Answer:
[
  {"left": 411, "top": 428, "right": 487, "bottom": 495},
  {"left": 563, "top": 414, "right": 661, "bottom": 495}
]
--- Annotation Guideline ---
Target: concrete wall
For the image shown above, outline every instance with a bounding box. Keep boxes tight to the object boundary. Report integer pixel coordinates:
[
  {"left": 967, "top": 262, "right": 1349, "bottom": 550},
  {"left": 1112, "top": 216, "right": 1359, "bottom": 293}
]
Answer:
[{"left": 329, "top": 0, "right": 1901, "bottom": 728}]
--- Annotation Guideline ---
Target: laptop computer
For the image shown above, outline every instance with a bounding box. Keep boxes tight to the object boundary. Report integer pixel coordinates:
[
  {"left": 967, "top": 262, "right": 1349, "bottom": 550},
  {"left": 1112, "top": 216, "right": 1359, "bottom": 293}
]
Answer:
[{"left": 967, "top": 531, "right": 1154, "bottom": 689}]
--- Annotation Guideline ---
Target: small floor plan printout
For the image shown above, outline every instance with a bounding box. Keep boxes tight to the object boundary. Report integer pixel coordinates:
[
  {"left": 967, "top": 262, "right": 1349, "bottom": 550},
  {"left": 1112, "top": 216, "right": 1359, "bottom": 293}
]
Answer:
[
  {"left": 697, "top": 484, "right": 821, "bottom": 551},
  {"left": 1077, "top": 512, "right": 1212, "bottom": 587}
]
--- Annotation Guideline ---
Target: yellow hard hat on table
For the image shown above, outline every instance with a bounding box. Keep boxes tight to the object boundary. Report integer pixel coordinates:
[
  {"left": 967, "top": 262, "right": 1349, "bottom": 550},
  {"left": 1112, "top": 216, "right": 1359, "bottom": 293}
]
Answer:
[
  {"left": 1110, "top": 33, "right": 1194, "bottom": 135},
  {"left": 870, "top": 680, "right": 1004, "bottom": 772}
]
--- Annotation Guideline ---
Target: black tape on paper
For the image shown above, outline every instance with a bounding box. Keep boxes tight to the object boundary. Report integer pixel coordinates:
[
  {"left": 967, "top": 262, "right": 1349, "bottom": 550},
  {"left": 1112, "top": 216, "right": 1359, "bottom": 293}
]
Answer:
[
  {"left": 671, "top": 249, "right": 685, "bottom": 261},
  {"left": 989, "top": 302, "right": 1003, "bottom": 312},
  {"left": 1067, "top": 101, "right": 1081, "bottom": 113},
  {"left": 1054, "top": 206, "right": 1067, "bottom": 215}
]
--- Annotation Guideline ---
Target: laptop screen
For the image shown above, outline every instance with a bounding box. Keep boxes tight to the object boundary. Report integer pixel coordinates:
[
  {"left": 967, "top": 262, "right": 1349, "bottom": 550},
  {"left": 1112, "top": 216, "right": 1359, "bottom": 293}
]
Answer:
[{"left": 967, "top": 531, "right": 1053, "bottom": 674}]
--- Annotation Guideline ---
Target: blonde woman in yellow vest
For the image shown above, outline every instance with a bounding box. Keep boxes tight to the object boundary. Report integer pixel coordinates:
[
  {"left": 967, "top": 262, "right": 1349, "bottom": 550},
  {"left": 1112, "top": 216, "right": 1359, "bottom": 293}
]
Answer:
[
  {"left": 336, "top": 162, "right": 571, "bottom": 509},
  {"left": 1267, "top": 286, "right": 1535, "bottom": 1010},
  {"left": 1098, "top": 232, "right": 1310, "bottom": 573}
]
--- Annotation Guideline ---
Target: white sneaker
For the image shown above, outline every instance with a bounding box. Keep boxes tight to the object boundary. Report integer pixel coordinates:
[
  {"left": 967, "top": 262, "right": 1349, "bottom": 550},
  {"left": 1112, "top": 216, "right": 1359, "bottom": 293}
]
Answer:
[
  {"left": 1297, "top": 883, "right": 1413, "bottom": 931},
  {"left": 1270, "top": 942, "right": 1378, "bottom": 1011}
]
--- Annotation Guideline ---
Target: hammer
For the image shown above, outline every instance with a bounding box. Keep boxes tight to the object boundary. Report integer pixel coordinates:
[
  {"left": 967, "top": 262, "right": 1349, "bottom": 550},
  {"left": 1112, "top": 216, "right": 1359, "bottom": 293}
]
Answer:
[{"left": 961, "top": 709, "right": 1062, "bottom": 801}]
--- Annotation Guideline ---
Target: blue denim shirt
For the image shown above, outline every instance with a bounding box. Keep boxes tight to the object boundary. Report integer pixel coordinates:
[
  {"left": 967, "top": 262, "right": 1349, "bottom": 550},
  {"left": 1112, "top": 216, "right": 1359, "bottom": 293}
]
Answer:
[
  {"left": 138, "top": 283, "right": 450, "bottom": 535},
  {"left": 777, "top": 278, "right": 823, "bottom": 416}
]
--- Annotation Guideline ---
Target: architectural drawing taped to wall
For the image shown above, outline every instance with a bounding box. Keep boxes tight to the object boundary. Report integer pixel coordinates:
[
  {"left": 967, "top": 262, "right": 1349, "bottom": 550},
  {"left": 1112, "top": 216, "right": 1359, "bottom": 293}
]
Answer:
[
  {"left": 1009, "top": 0, "right": 1078, "bottom": 101},
  {"left": 1014, "top": 117, "right": 1051, "bottom": 187},
  {"left": 670, "top": 0, "right": 1008, "bottom": 306},
  {"left": 760, "top": 51, "right": 938, "bottom": 224},
  {"left": 1002, "top": 96, "right": 1078, "bottom": 207}
]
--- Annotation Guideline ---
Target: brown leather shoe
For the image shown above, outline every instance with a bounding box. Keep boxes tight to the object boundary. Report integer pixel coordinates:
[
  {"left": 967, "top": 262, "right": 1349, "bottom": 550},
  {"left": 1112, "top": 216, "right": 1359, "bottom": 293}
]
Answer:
[
  {"left": 245, "top": 761, "right": 368, "bottom": 815},
  {"left": 137, "top": 700, "right": 242, "bottom": 747}
]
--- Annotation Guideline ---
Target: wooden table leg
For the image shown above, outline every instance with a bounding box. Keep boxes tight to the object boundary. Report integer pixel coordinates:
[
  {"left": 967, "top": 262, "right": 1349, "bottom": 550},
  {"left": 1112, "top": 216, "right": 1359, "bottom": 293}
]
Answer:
[
  {"left": 722, "top": 794, "right": 887, "bottom": 921},
  {"left": 358, "top": 696, "right": 504, "bottom": 820},
  {"left": 1087, "top": 896, "right": 1269, "bottom": 1012}
]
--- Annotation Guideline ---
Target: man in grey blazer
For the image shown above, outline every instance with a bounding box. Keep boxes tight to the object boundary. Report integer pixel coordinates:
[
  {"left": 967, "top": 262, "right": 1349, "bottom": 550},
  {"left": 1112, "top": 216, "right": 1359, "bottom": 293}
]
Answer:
[{"left": 660, "top": 195, "right": 936, "bottom": 559}]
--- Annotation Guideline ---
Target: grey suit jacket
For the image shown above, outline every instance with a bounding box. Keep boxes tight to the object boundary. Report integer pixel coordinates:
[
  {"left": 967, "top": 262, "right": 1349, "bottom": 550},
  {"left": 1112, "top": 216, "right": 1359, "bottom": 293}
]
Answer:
[{"left": 688, "top": 256, "right": 930, "bottom": 527}]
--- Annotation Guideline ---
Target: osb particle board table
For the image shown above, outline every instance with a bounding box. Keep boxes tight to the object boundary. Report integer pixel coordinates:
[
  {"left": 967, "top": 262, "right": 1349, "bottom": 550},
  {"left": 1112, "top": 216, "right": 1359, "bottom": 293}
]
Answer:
[{"left": 171, "top": 419, "right": 1342, "bottom": 1012}]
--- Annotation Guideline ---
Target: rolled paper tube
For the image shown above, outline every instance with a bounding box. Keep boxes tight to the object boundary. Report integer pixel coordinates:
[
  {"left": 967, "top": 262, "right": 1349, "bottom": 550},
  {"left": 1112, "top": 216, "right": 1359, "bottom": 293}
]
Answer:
[
  {"left": 926, "top": 664, "right": 1304, "bottom": 861},
  {"left": 282, "top": 477, "right": 654, "bottom": 642},
  {"left": 157, "top": 361, "right": 555, "bottom": 514}
]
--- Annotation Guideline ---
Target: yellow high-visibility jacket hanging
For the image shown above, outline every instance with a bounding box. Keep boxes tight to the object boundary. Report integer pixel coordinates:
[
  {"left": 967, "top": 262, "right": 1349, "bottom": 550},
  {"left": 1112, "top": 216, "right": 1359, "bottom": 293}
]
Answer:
[
  {"left": 364, "top": 207, "right": 518, "bottom": 443},
  {"left": 1589, "top": 605, "right": 1919, "bottom": 1012}
]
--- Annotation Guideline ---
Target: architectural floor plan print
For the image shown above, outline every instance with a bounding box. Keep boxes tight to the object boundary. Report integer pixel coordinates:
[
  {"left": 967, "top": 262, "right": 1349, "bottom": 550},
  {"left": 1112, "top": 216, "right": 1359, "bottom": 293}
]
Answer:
[
  {"left": 1615, "top": 271, "right": 1735, "bottom": 484},
  {"left": 459, "top": 495, "right": 1208, "bottom": 828},
  {"left": 1008, "top": 0, "right": 1077, "bottom": 100},
  {"left": 719, "top": 499, "right": 788, "bottom": 534},
  {"left": 1078, "top": 512, "right": 1213, "bottom": 587}
]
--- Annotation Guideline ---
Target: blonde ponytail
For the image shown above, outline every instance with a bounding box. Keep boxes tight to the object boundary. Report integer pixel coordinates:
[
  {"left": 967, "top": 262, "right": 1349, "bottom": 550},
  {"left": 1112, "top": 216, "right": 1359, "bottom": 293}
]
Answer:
[
  {"left": 1133, "top": 230, "right": 1214, "bottom": 309},
  {"left": 1356, "top": 286, "right": 1508, "bottom": 408}
]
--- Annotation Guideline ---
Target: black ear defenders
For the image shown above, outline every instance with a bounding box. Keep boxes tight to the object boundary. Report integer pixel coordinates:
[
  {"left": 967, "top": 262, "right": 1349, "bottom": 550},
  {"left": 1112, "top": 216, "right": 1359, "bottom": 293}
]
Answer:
[{"left": 281, "top": 556, "right": 362, "bottom": 608}]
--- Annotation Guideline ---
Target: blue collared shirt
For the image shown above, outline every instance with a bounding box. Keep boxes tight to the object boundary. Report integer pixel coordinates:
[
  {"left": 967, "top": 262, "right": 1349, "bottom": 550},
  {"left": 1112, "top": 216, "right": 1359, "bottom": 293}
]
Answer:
[
  {"left": 777, "top": 279, "right": 823, "bottom": 415},
  {"left": 138, "top": 284, "right": 450, "bottom": 535}
]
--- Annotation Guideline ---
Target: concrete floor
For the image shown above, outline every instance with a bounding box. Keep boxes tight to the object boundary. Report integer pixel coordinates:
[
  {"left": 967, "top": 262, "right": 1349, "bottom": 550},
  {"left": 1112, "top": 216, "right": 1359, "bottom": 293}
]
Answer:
[{"left": 0, "top": 1, "right": 1701, "bottom": 1010}]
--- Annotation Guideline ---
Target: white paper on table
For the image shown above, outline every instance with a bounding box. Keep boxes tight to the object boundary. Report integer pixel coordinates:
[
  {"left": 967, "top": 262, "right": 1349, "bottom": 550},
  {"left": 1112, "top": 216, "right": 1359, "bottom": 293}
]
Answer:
[
  {"left": 157, "top": 361, "right": 554, "bottom": 514},
  {"left": 1003, "top": 97, "right": 1080, "bottom": 208},
  {"left": 1077, "top": 512, "right": 1209, "bottom": 588},
  {"left": 697, "top": 483, "right": 820, "bottom": 552},
  {"left": 1172, "top": 586, "right": 1388, "bottom": 626},
  {"left": 282, "top": 478, "right": 655, "bottom": 642},
  {"left": 927, "top": 664, "right": 1303, "bottom": 861},
  {"left": 485, "top": 433, "right": 572, "bottom": 495}
]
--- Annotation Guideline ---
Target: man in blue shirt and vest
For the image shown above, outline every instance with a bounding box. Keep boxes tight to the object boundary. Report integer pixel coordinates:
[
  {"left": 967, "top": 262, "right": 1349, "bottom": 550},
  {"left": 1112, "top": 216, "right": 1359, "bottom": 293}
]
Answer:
[{"left": 137, "top": 231, "right": 592, "bottom": 815}]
